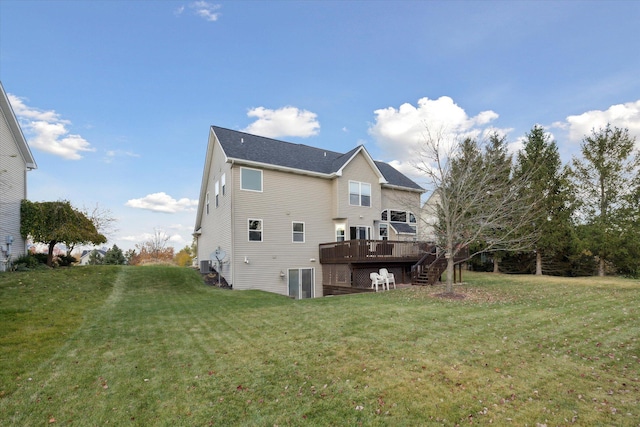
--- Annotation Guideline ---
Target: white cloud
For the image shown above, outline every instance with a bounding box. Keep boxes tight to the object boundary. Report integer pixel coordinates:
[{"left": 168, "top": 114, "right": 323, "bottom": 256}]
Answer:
[
  {"left": 369, "top": 96, "right": 505, "bottom": 178},
  {"left": 8, "top": 94, "right": 94, "bottom": 160},
  {"left": 559, "top": 100, "right": 640, "bottom": 144},
  {"left": 189, "top": 1, "right": 221, "bottom": 22},
  {"left": 104, "top": 149, "right": 140, "bottom": 163},
  {"left": 243, "top": 106, "right": 320, "bottom": 138},
  {"left": 125, "top": 192, "right": 198, "bottom": 213}
]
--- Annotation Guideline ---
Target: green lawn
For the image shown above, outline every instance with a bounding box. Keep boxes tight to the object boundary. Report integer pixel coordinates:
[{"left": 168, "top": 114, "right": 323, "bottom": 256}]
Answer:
[{"left": 1, "top": 266, "right": 638, "bottom": 426}]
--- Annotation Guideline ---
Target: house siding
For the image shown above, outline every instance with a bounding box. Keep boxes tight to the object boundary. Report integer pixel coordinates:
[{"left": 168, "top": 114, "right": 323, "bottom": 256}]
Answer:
[
  {"left": 196, "top": 133, "right": 233, "bottom": 283},
  {"left": 334, "top": 152, "right": 382, "bottom": 237},
  {"left": 232, "top": 166, "right": 333, "bottom": 296},
  {"left": 0, "top": 106, "right": 29, "bottom": 270}
]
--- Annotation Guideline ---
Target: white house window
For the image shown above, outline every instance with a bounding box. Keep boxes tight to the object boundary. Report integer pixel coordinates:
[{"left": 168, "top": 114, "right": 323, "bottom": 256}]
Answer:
[
  {"left": 379, "top": 223, "right": 388, "bottom": 240},
  {"left": 292, "top": 222, "right": 305, "bottom": 243},
  {"left": 215, "top": 181, "right": 219, "bottom": 208},
  {"left": 380, "top": 209, "right": 417, "bottom": 236},
  {"left": 336, "top": 226, "right": 345, "bottom": 242},
  {"left": 221, "top": 173, "right": 226, "bottom": 195},
  {"left": 206, "top": 192, "right": 210, "bottom": 215},
  {"left": 288, "top": 268, "right": 314, "bottom": 299},
  {"left": 349, "top": 181, "right": 371, "bottom": 207},
  {"left": 248, "top": 219, "right": 263, "bottom": 241},
  {"left": 241, "top": 167, "right": 262, "bottom": 192},
  {"left": 390, "top": 210, "right": 407, "bottom": 222}
]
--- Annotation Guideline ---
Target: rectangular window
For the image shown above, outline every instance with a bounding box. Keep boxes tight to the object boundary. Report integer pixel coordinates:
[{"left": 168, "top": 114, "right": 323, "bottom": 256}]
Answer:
[
  {"left": 215, "top": 181, "right": 219, "bottom": 208},
  {"left": 336, "top": 226, "right": 345, "bottom": 242},
  {"left": 206, "top": 192, "right": 210, "bottom": 215},
  {"left": 390, "top": 210, "right": 407, "bottom": 222},
  {"left": 248, "top": 219, "right": 263, "bottom": 242},
  {"left": 292, "top": 222, "right": 305, "bottom": 243},
  {"left": 241, "top": 167, "right": 262, "bottom": 192},
  {"left": 221, "top": 173, "right": 226, "bottom": 195},
  {"left": 349, "top": 181, "right": 371, "bottom": 207},
  {"left": 379, "top": 223, "right": 388, "bottom": 240},
  {"left": 288, "top": 268, "right": 314, "bottom": 299}
]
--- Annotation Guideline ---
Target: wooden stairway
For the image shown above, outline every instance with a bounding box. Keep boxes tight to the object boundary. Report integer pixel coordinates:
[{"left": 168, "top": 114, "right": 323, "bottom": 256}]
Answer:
[{"left": 411, "top": 246, "right": 469, "bottom": 286}]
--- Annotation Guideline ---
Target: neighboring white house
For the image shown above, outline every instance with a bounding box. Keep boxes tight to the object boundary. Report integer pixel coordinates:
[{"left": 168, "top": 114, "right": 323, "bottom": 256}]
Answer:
[
  {"left": 79, "top": 249, "right": 107, "bottom": 265},
  {"left": 0, "top": 82, "right": 37, "bottom": 271},
  {"left": 194, "top": 126, "right": 424, "bottom": 298}
]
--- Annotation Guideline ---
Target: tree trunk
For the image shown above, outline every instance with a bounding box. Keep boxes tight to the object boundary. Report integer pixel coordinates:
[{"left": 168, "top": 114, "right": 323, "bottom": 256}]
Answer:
[
  {"left": 47, "top": 240, "right": 57, "bottom": 267},
  {"left": 535, "top": 251, "right": 543, "bottom": 275},
  {"left": 598, "top": 257, "right": 605, "bottom": 277},
  {"left": 445, "top": 255, "right": 455, "bottom": 294},
  {"left": 493, "top": 257, "right": 500, "bottom": 273}
]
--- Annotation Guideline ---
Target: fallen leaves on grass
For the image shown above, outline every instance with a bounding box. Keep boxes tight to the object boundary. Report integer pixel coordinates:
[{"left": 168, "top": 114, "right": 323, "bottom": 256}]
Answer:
[{"left": 401, "top": 284, "right": 518, "bottom": 304}]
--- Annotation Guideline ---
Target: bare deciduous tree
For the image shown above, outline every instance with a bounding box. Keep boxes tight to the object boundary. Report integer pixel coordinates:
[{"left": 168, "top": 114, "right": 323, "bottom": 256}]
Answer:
[{"left": 415, "top": 128, "right": 541, "bottom": 293}]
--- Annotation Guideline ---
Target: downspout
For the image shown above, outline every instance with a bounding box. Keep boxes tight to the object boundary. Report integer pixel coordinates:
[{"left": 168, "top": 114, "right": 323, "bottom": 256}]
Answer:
[{"left": 229, "top": 159, "right": 235, "bottom": 288}]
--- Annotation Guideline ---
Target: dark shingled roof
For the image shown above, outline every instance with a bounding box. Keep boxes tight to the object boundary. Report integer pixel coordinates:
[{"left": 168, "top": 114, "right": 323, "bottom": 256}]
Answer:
[
  {"left": 390, "top": 222, "right": 417, "bottom": 234},
  {"left": 212, "top": 126, "right": 423, "bottom": 191}
]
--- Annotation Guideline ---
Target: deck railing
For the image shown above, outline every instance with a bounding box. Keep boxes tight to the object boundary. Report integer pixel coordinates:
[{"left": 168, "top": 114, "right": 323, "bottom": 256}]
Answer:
[{"left": 319, "top": 240, "right": 433, "bottom": 264}]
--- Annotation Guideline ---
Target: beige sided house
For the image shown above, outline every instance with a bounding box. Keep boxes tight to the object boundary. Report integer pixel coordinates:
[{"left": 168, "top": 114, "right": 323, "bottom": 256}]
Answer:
[
  {"left": 194, "top": 126, "right": 433, "bottom": 298},
  {"left": 0, "top": 82, "right": 37, "bottom": 271}
]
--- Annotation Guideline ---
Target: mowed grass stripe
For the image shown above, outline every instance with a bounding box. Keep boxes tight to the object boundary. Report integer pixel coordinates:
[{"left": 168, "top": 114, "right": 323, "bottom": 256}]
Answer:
[{"left": 1, "top": 267, "right": 639, "bottom": 425}]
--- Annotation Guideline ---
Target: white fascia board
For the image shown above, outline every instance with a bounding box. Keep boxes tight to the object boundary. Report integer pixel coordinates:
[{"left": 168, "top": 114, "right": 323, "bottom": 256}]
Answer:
[
  {"left": 226, "top": 157, "right": 335, "bottom": 180},
  {"left": 335, "top": 146, "right": 387, "bottom": 184}
]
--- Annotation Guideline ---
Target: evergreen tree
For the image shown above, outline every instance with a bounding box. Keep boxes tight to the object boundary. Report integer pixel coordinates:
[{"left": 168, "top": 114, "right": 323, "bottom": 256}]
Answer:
[
  {"left": 88, "top": 249, "right": 104, "bottom": 265},
  {"left": 514, "top": 125, "right": 574, "bottom": 275},
  {"left": 571, "top": 125, "right": 638, "bottom": 276},
  {"left": 482, "top": 133, "right": 514, "bottom": 273},
  {"left": 104, "top": 244, "right": 126, "bottom": 265}
]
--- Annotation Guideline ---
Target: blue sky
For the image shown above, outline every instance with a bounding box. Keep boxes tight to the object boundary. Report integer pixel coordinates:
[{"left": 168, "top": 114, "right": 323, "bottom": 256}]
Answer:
[{"left": 1, "top": 0, "right": 639, "bottom": 252}]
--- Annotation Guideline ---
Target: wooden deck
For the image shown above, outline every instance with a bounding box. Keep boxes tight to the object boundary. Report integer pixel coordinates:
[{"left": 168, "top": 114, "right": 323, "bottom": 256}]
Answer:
[
  {"left": 319, "top": 240, "right": 467, "bottom": 294},
  {"left": 319, "top": 240, "right": 432, "bottom": 264}
]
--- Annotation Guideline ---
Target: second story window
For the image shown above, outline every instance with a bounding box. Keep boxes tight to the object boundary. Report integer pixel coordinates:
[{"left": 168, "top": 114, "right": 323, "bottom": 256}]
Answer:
[
  {"left": 206, "top": 192, "right": 210, "bottom": 215},
  {"left": 215, "top": 181, "right": 219, "bottom": 208},
  {"left": 292, "top": 222, "right": 305, "bottom": 243},
  {"left": 241, "top": 167, "right": 262, "bottom": 192},
  {"left": 248, "top": 219, "right": 263, "bottom": 242},
  {"left": 349, "top": 181, "right": 371, "bottom": 207},
  {"left": 221, "top": 173, "right": 226, "bottom": 195}
]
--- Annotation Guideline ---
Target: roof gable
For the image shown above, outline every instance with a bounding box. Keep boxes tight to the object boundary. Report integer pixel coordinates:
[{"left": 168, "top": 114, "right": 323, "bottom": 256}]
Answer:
[
  {"left": 0, "top": 81, "right": 37, "bottom": 170},
  {"left": 211, "top": 126, "right": 422, "bottom": 191}
]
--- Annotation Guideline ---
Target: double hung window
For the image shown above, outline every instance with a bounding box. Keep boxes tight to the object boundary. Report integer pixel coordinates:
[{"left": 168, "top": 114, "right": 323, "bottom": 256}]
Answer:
[
  {"left": 349, "top": 181, "right": 371, "bottom": 207},
  {"left": 292, "top": 222, "right": 305, "bottom": 243},
  {"left": 248, "top": 219, "right": 263, "bottom": 241}
]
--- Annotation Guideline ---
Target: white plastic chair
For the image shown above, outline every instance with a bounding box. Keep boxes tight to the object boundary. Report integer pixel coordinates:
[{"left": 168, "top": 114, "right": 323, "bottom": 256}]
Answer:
[
  {"left": 379, "top": 268, "right": 396, "bottom": 289},
  {"left": 369, "top": 272, "right": 386, "bottom": 292}
]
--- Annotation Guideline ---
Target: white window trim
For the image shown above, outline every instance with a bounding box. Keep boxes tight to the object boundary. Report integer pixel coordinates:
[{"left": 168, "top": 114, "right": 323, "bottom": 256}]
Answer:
[
  {"left": 215, "top": 181, "right": 219, "bottom": 208},
  {"left": 288, "top": 267, "right": 315, "bottom": 299},
  {"left": 349, "top": 180, "right": 371, "bottom": 207},
  {"left": 206, "top": 192, "right": 210, "bottom": 215},
  {"left": 292, "top": 221, "right": 305, "bottom": 243},
  {"left": 221, "top": 173, "right": 226, "bottom": 196},
  {"left": 248, "top": 218, "right": 263, "bottom": 242},
  {"left": 241, "top": 167, "right": 263, "bottom": 192}
]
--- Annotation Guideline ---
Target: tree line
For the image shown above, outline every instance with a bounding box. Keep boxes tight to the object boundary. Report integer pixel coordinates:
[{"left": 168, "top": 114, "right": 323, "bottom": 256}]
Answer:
[
  {"left": 419, "top": 124, "right": 639, "bottom": 292},
  {"left": 18, "top": 202, "right": 195, "bottom": 269}
]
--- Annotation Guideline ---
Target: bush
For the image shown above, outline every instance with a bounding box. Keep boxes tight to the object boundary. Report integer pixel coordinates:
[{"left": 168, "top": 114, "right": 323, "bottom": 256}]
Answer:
[
  {"left": 58, "top": 254, "right": 77, "bottom": 267},
  {"left": 11, "top": 253, "right": 48, "bottom": 271}
]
